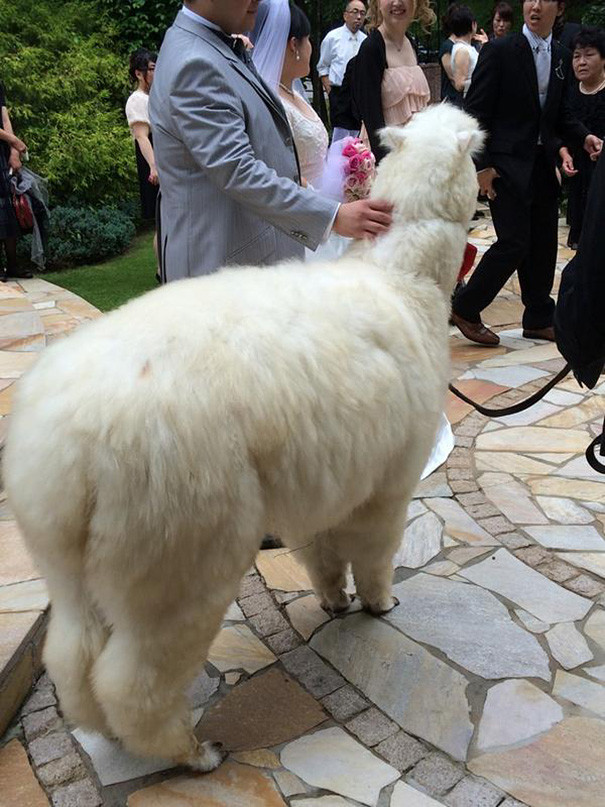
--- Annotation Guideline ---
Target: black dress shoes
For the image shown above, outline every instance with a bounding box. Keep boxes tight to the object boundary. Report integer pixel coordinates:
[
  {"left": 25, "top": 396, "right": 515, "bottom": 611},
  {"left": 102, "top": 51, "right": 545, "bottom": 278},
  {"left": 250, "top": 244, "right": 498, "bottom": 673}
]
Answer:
[
  {"left": 522, "top": 326, "right": 555, "bottom": 342},
  {"left": 260, "top": 534, "right": 283, "bottom": 550}
]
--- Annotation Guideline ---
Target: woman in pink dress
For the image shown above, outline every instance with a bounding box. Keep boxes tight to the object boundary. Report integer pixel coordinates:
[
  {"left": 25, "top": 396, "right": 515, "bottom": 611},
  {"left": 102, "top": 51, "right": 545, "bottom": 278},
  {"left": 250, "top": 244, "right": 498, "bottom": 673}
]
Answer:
[{"left": 353, "top": 0, "right": 435, "bottom": 164}]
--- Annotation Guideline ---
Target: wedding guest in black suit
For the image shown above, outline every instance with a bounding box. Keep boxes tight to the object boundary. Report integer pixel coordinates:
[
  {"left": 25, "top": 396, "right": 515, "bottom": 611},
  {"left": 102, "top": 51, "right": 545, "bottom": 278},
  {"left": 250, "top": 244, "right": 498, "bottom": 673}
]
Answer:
[{"left": 451, "top": 0, "right": 602, "bottom": 347}]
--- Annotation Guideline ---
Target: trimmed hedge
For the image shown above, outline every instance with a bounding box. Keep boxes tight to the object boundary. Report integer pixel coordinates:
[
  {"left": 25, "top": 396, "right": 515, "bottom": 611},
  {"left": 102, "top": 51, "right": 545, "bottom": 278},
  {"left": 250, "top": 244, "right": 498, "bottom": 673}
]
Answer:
[
  {"left": 18, "top": 206, "right": 135, "bottom": 270},
  {"left": 46, "top": 206, "right": 135, "bottom": 268}
]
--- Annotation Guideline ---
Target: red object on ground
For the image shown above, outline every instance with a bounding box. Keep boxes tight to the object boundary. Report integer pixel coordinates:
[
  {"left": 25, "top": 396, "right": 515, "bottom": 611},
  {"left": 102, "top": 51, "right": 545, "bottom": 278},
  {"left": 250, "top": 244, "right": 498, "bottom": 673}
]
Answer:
[{"left": 457, "top": 242, "right": 477, "bottom": 282}]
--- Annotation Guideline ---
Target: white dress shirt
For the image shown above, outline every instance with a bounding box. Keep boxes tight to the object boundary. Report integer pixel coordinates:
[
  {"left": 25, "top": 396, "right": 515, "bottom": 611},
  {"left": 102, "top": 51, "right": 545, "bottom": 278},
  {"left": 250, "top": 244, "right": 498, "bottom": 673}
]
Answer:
[{"left": 317, "top": 24, "right": 366, "bottom": 87}]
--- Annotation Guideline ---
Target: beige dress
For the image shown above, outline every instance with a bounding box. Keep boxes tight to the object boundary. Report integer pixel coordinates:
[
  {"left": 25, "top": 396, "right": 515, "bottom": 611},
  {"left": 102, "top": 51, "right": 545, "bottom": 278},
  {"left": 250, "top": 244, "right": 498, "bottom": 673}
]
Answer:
[
  {"left": 381, "top": 65, "right": 430, "bottom": 125},
  {"left": 362, "top": 65, "right": 430, "bottom": 145}
]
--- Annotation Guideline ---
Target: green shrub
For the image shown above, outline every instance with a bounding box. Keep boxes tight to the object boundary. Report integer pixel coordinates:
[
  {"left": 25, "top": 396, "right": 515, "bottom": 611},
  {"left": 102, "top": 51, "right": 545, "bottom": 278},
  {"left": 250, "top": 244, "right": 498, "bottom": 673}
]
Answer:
[
  {"left": 32, "top": 206, "right": 136, "bottom": 269},
  {"left": 0, "top": 0, "right": 137, "bottom": 207}
]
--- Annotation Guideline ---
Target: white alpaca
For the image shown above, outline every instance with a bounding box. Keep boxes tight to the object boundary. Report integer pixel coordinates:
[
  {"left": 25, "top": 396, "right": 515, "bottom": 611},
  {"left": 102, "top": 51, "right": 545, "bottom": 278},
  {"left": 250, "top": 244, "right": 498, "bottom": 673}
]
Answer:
[{"left": 3, "top": 104, "right": 483, "bottom": 773}]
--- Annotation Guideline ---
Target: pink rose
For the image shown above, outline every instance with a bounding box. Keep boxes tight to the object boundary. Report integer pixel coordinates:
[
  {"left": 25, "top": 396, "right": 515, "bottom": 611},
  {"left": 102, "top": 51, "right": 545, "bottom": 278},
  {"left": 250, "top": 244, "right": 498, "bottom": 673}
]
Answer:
[
  {"left": 361, "top": 157, "right": 374, "bottom": 172},
  {"left": 356, "top": 171, "right": 368, "bottom": 184},
  {"left": 349, "top": 154, "right": 362, "bottom": 172},
  {"left": 342, "top": 143, "right": 358, "bottom": 158}
]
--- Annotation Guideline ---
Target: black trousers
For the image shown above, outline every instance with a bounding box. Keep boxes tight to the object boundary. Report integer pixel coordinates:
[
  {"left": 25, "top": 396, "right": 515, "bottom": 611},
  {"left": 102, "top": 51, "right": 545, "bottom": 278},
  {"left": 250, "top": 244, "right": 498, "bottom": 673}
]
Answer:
[
  {"left": 328, "top": 84, "right": 356, "bottom": 131},
  {"left": 453, "top": 150, "right": 559, "bottom": 330}
]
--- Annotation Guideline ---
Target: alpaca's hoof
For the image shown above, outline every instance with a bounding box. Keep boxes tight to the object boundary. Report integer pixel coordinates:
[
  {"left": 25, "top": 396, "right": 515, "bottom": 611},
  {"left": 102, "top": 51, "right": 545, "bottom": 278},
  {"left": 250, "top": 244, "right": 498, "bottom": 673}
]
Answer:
[
  {"left": 363, "top": 595, "right": 400, "bottom": 616},
  {"left": 186, "top": 740, "right": 227, "bottom": 773},
  {"left": 321, "top": 591, "right": 353, "bottom": 615}
]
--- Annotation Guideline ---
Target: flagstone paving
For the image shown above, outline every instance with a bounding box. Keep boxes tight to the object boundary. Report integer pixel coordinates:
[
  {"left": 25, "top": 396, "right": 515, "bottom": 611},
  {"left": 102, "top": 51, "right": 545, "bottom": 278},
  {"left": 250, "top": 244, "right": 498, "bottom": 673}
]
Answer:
[{"left": 1, "top": 215, "right": 605, "bottom": 806}]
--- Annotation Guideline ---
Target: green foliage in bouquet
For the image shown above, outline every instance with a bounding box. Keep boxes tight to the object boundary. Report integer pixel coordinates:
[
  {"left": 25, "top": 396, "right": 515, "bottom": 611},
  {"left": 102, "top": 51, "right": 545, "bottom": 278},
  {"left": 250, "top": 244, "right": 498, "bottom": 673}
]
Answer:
[{"left": 0, "top": 0, "right": 135, "bottom": 207}]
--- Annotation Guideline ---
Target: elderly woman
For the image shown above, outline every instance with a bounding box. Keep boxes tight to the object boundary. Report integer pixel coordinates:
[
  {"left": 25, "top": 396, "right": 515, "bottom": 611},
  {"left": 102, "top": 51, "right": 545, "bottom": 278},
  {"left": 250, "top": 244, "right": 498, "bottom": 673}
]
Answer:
[
  {"left": 559, "top": 27, "right": 605, "bottom": 248},
  {"left": 0, "top": 82, "right": 31, "bottom": 281}
]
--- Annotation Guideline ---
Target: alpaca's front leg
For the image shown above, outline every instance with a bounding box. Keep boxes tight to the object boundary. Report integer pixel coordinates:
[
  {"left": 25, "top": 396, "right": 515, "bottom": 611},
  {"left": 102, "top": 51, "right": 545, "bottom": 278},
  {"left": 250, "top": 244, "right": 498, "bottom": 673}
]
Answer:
[
  {"left": 296, "top": 536, "right": 352, "bottom": 613},
  {"left": 346, "top": 495, "right": 407, "bottom": 615}
]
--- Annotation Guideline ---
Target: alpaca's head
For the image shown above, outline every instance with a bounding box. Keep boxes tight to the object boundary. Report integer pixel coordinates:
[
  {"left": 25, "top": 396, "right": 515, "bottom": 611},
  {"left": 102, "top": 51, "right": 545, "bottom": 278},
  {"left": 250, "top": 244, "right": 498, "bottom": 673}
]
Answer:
[{"left": 372, "top": 104, "right": 485, "bottom": 228}]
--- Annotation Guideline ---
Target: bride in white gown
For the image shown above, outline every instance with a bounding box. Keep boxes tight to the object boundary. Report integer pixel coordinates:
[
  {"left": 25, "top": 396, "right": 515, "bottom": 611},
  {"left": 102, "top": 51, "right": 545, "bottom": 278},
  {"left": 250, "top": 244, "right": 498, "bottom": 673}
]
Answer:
[{"left": 251, "top": 0, "right": 454, "bottom": 479}]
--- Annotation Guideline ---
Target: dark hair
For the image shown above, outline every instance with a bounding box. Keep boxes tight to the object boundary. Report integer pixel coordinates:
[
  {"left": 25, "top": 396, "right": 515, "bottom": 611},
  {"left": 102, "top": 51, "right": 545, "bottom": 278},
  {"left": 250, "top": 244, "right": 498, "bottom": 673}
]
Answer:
[
  {"left": 449, "top": 5, "right": 475, "bottom": 37},
  {"left": 572, "top": 26, "right": 605, "bottom": 59},
  {"left": 492, "top": 2, "right": 513, "bottom": 24},
  {"left": 442, "top": 3, "right": 461, "bottom": 37},
  {"left": 129, "top": 48, "right": 157, "bottom": 83},
  {"left": 289, "top": 3, "right": 311, "bottom": 40}
]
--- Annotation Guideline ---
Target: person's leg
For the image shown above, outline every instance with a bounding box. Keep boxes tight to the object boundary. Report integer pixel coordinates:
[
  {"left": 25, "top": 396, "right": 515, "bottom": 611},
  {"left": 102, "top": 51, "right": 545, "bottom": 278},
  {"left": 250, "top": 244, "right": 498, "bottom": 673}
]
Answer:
[
  {"left": 328, "top": 85, "right": 343, "bottom": 132},
  {"left": 518, "top": 152, "right": 559, "bottom": 331},
  {"left": 453, "top": 179, "right": 531, "bottom": 323},
  {"left": 4, "top": 237, "right": 17, "bottom": 274},
  {"left": 3, "top": 237, "right": 33, "bottom": 279}
]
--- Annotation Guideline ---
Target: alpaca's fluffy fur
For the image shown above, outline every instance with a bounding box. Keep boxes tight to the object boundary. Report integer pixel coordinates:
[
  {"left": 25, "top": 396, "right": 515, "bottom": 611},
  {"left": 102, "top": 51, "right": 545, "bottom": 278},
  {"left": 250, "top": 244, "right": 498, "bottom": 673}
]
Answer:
[{"left": 3, "top": 105, "right": 483, "bottom": 772}]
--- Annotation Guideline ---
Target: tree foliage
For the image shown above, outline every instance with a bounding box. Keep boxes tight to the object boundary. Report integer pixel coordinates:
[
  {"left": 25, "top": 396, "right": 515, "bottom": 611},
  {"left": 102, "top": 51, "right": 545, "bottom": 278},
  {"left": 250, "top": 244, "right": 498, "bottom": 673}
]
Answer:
[
  {"left": 97, "top": 0, "right": 180, "bottom": 51},
  {"left": 0, "top": 0, "right": 135, "bottom": 206}
]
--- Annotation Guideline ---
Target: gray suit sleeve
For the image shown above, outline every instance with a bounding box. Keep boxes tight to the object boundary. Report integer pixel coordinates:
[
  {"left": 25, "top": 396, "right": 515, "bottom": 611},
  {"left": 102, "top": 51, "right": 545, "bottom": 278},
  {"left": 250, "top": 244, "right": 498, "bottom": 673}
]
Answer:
[{"left": 169, "top": 57, "right": 339, "bottom": 251}]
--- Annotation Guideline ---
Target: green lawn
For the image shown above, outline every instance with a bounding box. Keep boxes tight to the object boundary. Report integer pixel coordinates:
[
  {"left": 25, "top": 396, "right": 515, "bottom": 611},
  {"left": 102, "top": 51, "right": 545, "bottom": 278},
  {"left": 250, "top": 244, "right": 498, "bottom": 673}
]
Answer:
[{"left": 43, "top": 231, "right": 158, "bottom": 312}]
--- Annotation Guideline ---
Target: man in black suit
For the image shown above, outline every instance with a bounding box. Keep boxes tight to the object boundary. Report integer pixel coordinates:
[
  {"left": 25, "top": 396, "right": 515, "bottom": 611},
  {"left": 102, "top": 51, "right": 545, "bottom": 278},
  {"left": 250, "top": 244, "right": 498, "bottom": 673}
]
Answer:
[{"left": 451, "top": 0, "right": 602, "bottom": 346}]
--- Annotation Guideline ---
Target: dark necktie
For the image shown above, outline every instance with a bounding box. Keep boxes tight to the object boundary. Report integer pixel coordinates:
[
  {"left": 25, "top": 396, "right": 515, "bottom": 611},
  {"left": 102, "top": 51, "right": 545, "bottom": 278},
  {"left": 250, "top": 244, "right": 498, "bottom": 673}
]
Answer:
[{"left": 210, "top": 28, "right": 256, "bottom": 72}]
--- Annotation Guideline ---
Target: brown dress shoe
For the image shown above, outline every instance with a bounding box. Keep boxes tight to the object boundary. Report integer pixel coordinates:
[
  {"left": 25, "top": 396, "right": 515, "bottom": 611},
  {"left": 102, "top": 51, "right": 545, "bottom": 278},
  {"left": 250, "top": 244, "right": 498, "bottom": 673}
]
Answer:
[
  {"left": 451, "top": 312, "right": 500, "bottom": 346},
  {"left": 522, "top": 326, "right": 555, "bottom": 342}
]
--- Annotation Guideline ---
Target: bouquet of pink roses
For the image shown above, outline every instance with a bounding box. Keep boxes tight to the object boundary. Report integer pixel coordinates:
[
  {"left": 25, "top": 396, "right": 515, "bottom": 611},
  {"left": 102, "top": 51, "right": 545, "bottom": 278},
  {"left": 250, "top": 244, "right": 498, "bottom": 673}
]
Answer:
[{"left": 341, "top": 138, "right": 376, "bottom": 202}]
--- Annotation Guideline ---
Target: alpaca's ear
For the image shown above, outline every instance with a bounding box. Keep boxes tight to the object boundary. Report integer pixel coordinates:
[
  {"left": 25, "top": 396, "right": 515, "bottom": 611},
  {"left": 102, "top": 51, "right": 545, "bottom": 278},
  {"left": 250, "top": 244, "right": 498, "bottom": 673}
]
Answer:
[
  {"left": 379, "top": 126, "right": 407, "bottom": 153},
  {"left": 456, "top": 128, "right": 485, "bottom": 156}
]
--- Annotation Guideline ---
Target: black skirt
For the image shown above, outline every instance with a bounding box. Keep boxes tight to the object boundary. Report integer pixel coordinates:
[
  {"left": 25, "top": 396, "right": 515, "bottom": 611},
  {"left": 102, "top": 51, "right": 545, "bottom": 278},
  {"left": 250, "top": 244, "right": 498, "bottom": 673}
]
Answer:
[
  {"left": 0, "top": 144, "right": 19, "bottom": 240},
  {"left": 135, "top": 135, "right": 159, "bottom": 221}
]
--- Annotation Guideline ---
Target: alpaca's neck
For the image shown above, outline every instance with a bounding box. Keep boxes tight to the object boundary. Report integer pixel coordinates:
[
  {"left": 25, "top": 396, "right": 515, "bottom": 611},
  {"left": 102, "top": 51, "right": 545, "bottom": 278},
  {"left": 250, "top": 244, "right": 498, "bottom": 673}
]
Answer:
[{"left": 355, "top": 218, "right": 468, "bottom": 298}]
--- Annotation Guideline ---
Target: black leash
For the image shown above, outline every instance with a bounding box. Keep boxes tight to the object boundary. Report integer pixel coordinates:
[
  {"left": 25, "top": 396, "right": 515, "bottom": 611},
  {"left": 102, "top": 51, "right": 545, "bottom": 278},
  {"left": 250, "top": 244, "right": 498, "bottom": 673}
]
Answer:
[
  {"left": 448, "top": 363, "right": 571, "bottom": 418},
  {"left": 585, "top": 415, "right": 605, "bottom": 474},
  {"left": 449, "top": 363, "right": 605, "bottom": 474}
]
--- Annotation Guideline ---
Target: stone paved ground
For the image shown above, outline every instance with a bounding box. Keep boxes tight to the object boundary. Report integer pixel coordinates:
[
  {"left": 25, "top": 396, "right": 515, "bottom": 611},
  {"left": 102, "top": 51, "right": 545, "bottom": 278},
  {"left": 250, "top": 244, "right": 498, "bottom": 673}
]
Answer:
[{"left": 1, "top": 215, "right": 605, "bottom": 807}]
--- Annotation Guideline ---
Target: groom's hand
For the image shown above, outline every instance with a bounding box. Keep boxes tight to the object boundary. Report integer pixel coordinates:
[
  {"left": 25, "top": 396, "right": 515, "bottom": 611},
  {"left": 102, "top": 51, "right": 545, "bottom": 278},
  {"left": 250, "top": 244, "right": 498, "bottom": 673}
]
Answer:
[{"left": 333, "top": 199, "right": 393, "bottom": 240}]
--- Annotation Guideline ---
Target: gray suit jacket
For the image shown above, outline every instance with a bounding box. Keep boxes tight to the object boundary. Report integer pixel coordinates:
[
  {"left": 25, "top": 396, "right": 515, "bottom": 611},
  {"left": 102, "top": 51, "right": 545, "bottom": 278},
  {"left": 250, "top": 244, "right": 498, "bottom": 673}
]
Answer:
[{"left": 150, "top": 11, "right": 338, "bottom": 280}]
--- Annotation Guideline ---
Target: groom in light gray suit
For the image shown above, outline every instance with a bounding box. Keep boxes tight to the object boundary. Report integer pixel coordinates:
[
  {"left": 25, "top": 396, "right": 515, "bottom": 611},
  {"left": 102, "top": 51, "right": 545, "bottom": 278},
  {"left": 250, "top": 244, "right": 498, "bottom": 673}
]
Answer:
[{"left": 150, "top": 0, "right": 392, "bottom": 281}]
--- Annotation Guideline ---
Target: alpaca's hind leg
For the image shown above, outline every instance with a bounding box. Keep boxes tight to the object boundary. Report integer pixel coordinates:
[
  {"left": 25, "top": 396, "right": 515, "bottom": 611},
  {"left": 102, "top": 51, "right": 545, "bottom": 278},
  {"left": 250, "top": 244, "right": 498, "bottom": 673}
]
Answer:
[
  {"left": 92, "top": 607, "right": 228, "bottom": 771},
  {"left": 297, "top": 536, "right": 351, "bottom": 613},
  {"left": 347, "top": 495, "right": 408, "bottom": 615},
  {"left": 42, "top": 569, "right": 111, "bottom": 736}
]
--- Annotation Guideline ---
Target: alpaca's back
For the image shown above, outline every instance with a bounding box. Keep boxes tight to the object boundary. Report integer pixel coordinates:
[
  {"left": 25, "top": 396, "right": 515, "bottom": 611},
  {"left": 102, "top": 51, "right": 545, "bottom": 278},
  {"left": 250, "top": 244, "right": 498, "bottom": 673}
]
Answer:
[{"left": 5, "top": 257, "right": 448, "bottom": 548}]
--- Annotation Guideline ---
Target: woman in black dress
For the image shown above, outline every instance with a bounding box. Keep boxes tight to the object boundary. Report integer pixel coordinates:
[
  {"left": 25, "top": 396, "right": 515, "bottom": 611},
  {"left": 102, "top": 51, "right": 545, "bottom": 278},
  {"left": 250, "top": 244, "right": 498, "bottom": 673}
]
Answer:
[
  {"left": 125, "top": 49, "right": 159, "bottom": 223},
  {"left": 0, "top": 82, "right": 31, "bottom": 281},
  {"left": 559, "top": 27, "right": 605, "bottom": 249}
]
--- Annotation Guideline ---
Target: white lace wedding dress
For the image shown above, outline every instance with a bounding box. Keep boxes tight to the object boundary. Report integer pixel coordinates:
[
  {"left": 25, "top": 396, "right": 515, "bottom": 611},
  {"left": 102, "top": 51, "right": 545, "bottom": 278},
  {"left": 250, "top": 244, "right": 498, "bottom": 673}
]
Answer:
[
  {"left": 282, "top": 91, "right": 350, "bottom": 262},
  {"left": 282, "top": 90, "right": 454, "bottom": 479}
]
